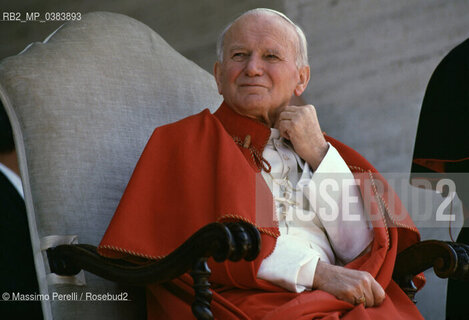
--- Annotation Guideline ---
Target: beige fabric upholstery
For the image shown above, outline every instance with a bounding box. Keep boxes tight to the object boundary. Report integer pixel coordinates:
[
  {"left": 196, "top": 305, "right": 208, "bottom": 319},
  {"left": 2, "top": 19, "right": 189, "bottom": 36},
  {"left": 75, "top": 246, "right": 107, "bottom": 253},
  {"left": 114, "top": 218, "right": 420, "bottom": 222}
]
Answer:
[{"left": 0, "top": 11, "right": 221, "bottom": 319}]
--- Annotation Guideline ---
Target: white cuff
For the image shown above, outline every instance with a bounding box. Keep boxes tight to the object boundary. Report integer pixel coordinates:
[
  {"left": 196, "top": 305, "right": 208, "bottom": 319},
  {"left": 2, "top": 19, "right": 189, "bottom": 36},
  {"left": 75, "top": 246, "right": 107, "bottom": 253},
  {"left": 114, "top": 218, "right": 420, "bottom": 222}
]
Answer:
[
  {"left": 257, "top": 235, "right": 320, "bottom": 293},
  {"left": 297, "top": 256, "right": 320, "bottom": 289}
]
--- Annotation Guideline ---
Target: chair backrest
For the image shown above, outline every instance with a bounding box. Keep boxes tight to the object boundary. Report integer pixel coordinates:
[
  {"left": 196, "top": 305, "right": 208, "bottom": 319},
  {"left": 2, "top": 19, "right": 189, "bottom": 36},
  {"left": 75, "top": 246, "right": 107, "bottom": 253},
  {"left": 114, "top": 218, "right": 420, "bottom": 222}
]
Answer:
[{"left": 0, "top": 11, "right": 221, "bottom": 319}]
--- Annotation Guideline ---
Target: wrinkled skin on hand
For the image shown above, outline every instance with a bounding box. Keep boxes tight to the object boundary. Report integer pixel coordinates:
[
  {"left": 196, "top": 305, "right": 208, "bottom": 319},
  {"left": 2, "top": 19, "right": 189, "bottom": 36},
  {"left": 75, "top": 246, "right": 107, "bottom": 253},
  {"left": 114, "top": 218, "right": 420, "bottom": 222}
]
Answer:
[
  {"left": 275, "top": 104, "right": 329, "bottom": 171},
  {"left": 313, "top": 261, "right": 386, "bottom": 308}
]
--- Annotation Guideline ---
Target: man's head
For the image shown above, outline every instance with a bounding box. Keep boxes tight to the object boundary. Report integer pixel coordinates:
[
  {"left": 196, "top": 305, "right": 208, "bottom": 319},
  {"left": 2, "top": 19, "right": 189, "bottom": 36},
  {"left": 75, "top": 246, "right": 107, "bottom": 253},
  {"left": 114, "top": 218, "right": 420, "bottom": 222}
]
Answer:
[
  {"left": 0, "top": 102, "right": 15, "bottom": 154},
  {"left": 214, "top": 8, "right": 310, "bottom": 127}
]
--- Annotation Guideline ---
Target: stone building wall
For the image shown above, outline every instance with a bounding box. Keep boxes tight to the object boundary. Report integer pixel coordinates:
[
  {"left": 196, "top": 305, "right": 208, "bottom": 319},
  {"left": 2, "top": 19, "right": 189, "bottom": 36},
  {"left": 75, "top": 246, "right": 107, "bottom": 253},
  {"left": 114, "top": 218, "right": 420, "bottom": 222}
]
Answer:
[
  {"left": 283, "top": 3, "right": 468, "bottom": 318},
  {"left": 2, "top": 1, "right": 468, "bottom": 319},
  {"left": 285, "top": 0, "right": 469, "bottom": 173}
]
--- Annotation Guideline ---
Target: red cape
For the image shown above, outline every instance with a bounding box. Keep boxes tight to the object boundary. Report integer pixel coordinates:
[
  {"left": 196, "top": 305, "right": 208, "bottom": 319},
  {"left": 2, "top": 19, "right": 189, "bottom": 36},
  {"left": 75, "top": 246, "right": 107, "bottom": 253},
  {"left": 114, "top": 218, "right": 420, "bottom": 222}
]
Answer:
[{"left": 99, "top": 102, "right": 424, "bottom": 319}]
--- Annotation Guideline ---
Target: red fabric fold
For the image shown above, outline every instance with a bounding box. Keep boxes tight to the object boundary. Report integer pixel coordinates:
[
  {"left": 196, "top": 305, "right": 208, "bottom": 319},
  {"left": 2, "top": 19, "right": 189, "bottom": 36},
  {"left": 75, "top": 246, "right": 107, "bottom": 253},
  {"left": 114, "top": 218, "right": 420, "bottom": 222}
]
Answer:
[{"left": 98, "top": 103, "right": 424, "bottom": 319}]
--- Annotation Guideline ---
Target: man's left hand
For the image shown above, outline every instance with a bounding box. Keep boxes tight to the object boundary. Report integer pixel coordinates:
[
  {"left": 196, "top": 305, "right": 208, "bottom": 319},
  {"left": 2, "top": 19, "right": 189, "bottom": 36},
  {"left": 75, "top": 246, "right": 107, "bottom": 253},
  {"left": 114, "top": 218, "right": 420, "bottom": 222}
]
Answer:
[{"left": 276, "top": 105, "right": 328, "bottom": 171}]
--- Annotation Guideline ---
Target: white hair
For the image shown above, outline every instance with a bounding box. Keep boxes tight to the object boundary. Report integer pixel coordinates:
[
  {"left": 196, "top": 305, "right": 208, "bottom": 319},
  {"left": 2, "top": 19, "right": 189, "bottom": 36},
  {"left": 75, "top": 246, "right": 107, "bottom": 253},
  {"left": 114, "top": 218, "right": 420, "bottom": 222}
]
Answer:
[{"left": 216, "top": 8, "right": 309, "bottom": 68}]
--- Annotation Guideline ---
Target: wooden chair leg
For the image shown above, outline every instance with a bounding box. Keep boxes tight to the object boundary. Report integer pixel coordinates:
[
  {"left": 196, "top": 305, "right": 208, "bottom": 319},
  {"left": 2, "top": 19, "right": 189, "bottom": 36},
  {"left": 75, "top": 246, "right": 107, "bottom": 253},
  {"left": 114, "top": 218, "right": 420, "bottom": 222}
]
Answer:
[{"left": 190, "top": 258, "right": 213, "bottom": 320}]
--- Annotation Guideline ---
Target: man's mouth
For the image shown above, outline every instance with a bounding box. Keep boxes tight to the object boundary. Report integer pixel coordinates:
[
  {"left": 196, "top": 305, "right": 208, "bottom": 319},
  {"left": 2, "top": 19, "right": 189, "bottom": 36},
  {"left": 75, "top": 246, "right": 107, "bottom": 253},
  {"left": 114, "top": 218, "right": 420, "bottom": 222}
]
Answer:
[{"left": 239, "top": 84, "right": 267, "bottom": 88}]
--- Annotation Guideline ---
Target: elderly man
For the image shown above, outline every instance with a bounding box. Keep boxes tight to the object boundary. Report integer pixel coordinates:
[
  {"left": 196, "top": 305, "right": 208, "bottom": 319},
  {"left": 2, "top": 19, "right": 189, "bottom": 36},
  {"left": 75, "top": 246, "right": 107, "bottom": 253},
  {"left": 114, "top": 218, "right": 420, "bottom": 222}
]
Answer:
[{"left": 99, "top": 8, "right": 424, "bottom": 319}]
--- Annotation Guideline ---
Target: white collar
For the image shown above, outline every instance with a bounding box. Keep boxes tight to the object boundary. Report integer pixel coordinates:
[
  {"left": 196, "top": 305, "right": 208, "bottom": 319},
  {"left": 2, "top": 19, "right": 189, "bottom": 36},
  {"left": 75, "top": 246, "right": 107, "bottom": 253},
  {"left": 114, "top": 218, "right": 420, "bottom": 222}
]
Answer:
[
  {"left": 0, "top": 162, "right": 24, "bottom": 198},
  {"left": 268, "top": 128, "right": 306, "bottom": 170},
  {"left": 269, "top": 128, "right": 281, "bottom": 140}
]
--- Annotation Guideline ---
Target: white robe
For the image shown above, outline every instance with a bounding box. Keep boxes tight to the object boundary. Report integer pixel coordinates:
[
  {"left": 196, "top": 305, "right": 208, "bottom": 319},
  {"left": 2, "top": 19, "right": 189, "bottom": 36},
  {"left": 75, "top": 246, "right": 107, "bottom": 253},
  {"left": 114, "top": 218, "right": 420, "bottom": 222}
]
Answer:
[{"left": 257, "top": 128, "right": 373, "bottom": 292}]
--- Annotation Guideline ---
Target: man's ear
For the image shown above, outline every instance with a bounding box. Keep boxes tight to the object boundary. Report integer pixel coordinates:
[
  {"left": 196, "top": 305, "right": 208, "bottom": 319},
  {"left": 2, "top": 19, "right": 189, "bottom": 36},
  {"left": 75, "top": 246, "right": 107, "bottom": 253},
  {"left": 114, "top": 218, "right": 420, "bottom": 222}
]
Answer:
[
  {"left": 213, "top": 61, "right": 223, "bottom": 95},
  {"left": 294, "top": 65, "right": 310, "bottom": 96}
]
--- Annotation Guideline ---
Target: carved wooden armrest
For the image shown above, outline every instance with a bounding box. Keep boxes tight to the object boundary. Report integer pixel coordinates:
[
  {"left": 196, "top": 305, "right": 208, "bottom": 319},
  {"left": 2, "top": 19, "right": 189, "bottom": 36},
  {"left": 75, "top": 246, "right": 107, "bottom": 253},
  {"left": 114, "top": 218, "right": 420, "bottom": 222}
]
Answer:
[
  {"left": 393, "top": 240, "right": 469, "bottom": 302},
  {"left": 47, "top": 221, "right": 260, "bottom": 320}
]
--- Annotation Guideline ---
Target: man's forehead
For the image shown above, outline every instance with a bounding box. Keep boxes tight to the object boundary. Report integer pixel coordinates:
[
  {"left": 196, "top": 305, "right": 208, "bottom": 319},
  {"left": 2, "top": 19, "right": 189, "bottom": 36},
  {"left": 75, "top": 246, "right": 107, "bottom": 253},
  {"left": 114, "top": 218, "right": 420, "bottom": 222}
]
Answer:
[
  {"left": 226, "top": 43, "right": 284, "bottom": 54},
  {"left": 224, "top": 14, "right": 297, "bottom": 51},
  {"left": 229, "top": 13, "right": 296, "bottom": 36}
]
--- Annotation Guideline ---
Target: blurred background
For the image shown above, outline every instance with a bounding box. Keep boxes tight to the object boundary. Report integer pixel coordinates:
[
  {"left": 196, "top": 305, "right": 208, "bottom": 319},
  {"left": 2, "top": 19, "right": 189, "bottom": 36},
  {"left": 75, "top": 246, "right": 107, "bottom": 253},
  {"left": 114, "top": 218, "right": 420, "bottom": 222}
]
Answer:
[{"left": 2, "top": 0, "right": 468, "bottom": 318}]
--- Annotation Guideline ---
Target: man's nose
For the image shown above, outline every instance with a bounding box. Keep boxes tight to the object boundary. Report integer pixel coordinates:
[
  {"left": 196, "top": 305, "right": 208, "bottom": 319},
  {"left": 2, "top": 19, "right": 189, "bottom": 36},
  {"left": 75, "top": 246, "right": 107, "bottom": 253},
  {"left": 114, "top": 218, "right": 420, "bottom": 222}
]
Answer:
[{"left": 244, "top": 56, "right": 263, "bottom": 77}]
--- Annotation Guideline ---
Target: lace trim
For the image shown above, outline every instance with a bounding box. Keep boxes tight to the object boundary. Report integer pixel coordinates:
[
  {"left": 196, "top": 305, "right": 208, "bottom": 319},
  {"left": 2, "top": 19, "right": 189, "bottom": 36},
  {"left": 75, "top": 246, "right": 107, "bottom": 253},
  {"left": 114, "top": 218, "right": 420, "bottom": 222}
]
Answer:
[
  {"left": 349, "top": 165, "right": 390, "bottom": 250},
  {"left": 98, "top": 215, "right": 280, "bottom": 260},
  {"left": 233, "top": 136, "right": 271, "bottom": 172},
  {"left": 217, "top": 214, "right": 280, "bottom": 238},
  {"left": 98, "top": 244, "right": 162, "bottom": 260},
  {"left": 349, "top": 165, "right": 421, "bottom": 248}
]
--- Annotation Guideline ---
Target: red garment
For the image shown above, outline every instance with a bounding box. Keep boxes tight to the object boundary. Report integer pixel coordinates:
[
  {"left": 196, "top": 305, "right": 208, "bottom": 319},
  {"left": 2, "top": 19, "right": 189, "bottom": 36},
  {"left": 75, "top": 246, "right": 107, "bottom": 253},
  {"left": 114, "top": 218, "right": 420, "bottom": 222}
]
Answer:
[{"left": 99, "top": 102, "right": 424, "bottom": 319}]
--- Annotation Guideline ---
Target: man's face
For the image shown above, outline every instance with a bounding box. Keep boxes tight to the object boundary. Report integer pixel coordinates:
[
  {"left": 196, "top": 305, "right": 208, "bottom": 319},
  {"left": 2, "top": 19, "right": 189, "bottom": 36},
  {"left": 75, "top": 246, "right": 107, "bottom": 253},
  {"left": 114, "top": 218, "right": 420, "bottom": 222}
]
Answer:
[{"left": 214, "top": 14, "right": 310, "bottom": 126}]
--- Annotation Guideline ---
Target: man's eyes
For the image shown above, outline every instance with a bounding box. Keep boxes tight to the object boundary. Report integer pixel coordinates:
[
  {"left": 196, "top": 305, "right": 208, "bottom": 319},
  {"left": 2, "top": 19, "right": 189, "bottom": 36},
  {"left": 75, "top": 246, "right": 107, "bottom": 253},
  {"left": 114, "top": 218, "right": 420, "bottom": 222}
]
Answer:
[
  {"left": 232, "top": 52, "right": 247, "bottom": 59},
  {"left": 230, "top": 52, "right": 281, "bottom": 61},
  {"left": 265, "top": 54, "right": 280, "bottom": 61}
]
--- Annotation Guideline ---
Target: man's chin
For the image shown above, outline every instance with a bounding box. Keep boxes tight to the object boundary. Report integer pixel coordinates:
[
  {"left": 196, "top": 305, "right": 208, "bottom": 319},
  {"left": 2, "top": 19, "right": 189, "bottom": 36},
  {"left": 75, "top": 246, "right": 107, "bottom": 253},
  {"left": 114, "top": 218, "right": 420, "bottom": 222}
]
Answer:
[
  {"left": 232, "top": 101, "right": 268, "bottom": 114},
  {"left": 238, "top": 95, "right": 270, "bottom": 108},
  {"left": 226, "top": 99, "right": 279, "bottom": 126}
]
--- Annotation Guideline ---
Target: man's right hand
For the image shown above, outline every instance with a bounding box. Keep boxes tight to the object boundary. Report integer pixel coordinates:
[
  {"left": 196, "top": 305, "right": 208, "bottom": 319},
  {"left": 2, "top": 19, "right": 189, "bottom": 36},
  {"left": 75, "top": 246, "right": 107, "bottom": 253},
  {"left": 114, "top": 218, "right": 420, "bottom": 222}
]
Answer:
[{"left": 312, "top": 261, "right": 386, "bottom": 308}]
